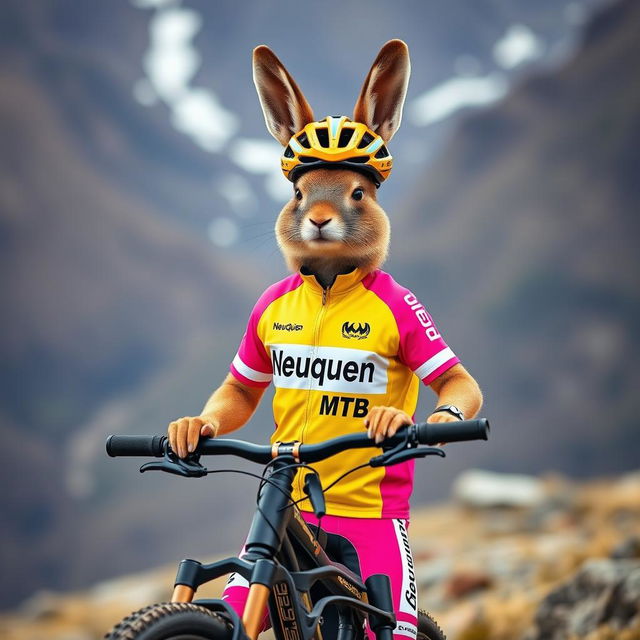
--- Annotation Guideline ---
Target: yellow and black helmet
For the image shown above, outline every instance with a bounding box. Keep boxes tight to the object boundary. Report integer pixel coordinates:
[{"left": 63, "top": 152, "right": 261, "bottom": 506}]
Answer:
[{"left": 281, "top": 116, "right": 392, "bottom": 187}]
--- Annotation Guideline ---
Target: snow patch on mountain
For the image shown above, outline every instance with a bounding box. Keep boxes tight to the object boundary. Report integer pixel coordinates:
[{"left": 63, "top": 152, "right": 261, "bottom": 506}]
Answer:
[
  {"left": 493, "top": 24, "right": 545, "bottom": 69},
  {"left": 408, "top": 73, "right": 508, "bottom": 127},
  {"left": 133, "top": 2, "right": 239, "bottom": 152},
  {"left": 229, "top": 138, "right": 291, "bottom": 202}
]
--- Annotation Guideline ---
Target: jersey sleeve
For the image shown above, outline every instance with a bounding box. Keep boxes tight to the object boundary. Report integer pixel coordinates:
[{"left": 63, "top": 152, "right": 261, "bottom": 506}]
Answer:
[
  {"left": 396, "top": 291, "right": 460, "bottom": 385},
  {"left": 363, "top": 271, "right": 461, "bottom": 385},
  {"left": 229, "top": 300, "right": 273, "bottom": 388},
  {"left": 229, "top": 274, "right": 304, "bottom": 388}
]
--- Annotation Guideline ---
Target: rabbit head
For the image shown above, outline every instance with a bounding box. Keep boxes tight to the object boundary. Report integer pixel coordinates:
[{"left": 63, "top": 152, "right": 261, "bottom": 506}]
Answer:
[{"left": 253, "top": 40, "right": 410, "bottom": 288}]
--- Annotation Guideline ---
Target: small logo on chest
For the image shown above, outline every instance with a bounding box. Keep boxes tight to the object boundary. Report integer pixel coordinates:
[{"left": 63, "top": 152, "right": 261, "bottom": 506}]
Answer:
[
  {"left": 342, "top": 321, "right": 371, "bottom": 340},
  {"left": 273, "top": 322, "right": 303, "bottom": 332}
]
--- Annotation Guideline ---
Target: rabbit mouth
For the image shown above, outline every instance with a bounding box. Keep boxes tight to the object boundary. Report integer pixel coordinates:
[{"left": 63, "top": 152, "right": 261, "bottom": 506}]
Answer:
[
  {"left": 309, "top": 232, "right": 338, "bottom": 243},
  {"left": 306, "top": 235, "right": 344, "bottom": 247},
  {"left": 300, "top": 220, "right": 344, "bottom": 244}
]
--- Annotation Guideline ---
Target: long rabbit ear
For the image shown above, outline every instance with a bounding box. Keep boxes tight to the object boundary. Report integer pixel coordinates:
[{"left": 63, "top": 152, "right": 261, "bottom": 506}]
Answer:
[
  {"left": 253, "top": 45, "right": 315, "bottom": 146},
  {"left": 353, "top": 39, "right": 411, "bottom": 142}
]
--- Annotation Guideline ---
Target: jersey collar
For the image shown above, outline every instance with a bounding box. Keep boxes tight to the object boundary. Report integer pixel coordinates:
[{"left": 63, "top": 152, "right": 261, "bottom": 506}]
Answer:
[{"left": 299, "top": 266, "right": 369, "bottom": 296}]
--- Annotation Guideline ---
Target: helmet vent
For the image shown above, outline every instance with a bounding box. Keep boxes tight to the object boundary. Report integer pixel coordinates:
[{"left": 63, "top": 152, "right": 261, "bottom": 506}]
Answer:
[
  {"left": 297, "top": 133, "right": 311, "bottom": 148},
  {"left": 283, "top": 145, "right": 294, "bottom": 158},
  {"left": 299, "top": 155, "right": 323, "bottom": 163},
  {"left": 338, "top": 127, "right": 355, "bottom": 147},
  {"left": 358, "top": 132, "right": 375, "bottom": 149},
  {"left": 374, "top": 145, "right": 389, "bottom": 159},
  {"left": 316, "top": 128, "right": 330, "bottom": 147},
  {"left": 347, "top": 156, "right": 369, "bottom": 164}
]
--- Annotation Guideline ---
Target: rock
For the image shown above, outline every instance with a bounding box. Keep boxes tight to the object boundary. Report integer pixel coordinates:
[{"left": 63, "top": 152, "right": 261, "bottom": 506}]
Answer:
[
  {"left": 452, "top": 470, "right": 545, "bottom": 509},
  {"left": 416, "top": 558, "right": 453, "bottom": 589},
  {"left": 444, "top": 571, "right": 492, "bottom": 600},
  {"left": 524, "top": 479, "right": 577, "bottom": 531},
  {"left": 89, "top": 575, "right": 169, "bottom": 608},
  {"left": 435, "top": 601, "right": 483, "bottom": 640},
  {"left": 611, "top": 536, "right": 640, "bottom": 560},
  {"left": 526, "top": 559, "right": 640, "bottom": 640}
]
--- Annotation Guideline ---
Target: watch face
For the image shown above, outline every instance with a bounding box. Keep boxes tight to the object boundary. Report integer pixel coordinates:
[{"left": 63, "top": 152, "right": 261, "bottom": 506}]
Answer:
[{"left": 439, "top": 405, "right": 463, "bottom": 419}]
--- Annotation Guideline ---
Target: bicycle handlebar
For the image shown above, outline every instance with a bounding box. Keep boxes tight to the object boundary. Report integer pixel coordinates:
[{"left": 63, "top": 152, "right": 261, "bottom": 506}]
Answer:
[
  {"left": 415, "top": 419, "right": 489, "bottom": 445},
  {"left": 106, "top": 434, "right": 165, "bottom": 457},
  {"left": 106, "top": 419, "right": 489, "bottom": 463}
]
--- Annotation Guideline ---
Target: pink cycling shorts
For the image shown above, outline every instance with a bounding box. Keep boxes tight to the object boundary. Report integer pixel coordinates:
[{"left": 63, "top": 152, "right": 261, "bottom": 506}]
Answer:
[{"left": 222, "top": 512, "right": 418, "bottom": 640}]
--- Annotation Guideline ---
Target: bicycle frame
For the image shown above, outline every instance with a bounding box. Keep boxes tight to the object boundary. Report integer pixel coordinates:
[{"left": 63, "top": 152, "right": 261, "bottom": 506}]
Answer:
[
  {"left": 106, "top": 420, "right": 489, "bottom": 640},
  {"left": 169, "top": 456, "right": 396, "bottom": 640}
]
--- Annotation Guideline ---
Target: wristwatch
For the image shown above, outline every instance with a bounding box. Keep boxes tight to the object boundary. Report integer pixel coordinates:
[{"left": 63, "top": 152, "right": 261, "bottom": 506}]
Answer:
[{"left": 433, "top": 404, "right": 464, "bottom": 421}]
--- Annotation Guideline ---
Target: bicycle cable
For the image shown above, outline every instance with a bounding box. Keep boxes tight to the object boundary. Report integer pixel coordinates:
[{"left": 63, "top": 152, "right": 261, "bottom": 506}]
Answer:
[
  {"left": 205, "top": 458, "right": 381, "bottom": 551},
  {"left": 287, "top": 461, "right": 372, "bottom": 510},
  {"left": 255, "top": 461, "right": 323, "bottom": 541},
  {"left": 278, "top": 460, "right": 374, "bottom": 548},
  {"left": 204, "top": 467, "right": 298, "bottom": 541}
]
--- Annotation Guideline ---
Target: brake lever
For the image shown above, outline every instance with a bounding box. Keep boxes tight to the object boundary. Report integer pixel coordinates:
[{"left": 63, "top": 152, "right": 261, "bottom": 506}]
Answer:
[
  {"left": 368, "top": 429, "right": 413, "bottom": 467},
  {"left": 140, "top": 450, "right": 208, "bottom": 478},
  {"left": 303, "top": 472, "right": 326, "bottom": 518},
  {"left": 370, "top": 446, "right": 445, "bottom": 468}
]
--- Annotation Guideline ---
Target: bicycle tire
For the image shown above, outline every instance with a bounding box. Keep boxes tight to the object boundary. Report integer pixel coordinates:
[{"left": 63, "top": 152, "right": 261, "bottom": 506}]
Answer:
[
  {"left": 105, "top": 602, "right": 236, "bottom": 640},
  {"left": 417, "top": 609, "right": 446, "bottom": 640}
]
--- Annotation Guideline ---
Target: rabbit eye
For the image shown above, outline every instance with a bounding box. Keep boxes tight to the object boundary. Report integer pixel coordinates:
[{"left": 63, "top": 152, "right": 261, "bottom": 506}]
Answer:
[
  {"left": 295, "top": 188, "right": 303, "bottom": 201},
  {"left": 351, "top": 188, "right": 364, "bottom": 201}
]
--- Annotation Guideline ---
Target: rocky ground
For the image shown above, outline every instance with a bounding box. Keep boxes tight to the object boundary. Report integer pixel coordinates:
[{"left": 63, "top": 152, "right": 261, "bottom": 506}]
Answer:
[{"left": 2, "top": 470, "right": 639, "bottom": 640}]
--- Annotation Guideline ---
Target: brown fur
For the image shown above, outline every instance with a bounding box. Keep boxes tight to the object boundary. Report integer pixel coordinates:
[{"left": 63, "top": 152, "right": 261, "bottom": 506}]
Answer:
[
  {"left": 353, "top": 39, "right": 411, "bottom": 142},
  {"left": 252, "top": 46, "right": 315, "bottom": 145},
  {"left": 275, "top": 169, "right": 390, "bottom": 287}
]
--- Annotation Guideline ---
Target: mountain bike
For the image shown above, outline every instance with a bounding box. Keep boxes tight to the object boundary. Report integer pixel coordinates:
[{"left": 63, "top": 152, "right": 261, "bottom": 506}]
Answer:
[{"left": 104, "top": 418, "right": 489, "bottom": 640}]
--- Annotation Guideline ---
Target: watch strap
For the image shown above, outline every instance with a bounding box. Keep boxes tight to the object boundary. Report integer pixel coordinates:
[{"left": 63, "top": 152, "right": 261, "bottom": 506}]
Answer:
[{"left": 433, "top": 404, "right": 464, "bottom": 421}]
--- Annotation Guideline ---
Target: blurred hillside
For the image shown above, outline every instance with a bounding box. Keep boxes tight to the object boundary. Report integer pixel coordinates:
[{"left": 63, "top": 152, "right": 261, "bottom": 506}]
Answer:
[
  {"left": 392, "top": 0, "right": 640, "bottom": 477},
  {"left": 2, "top": 469, "right": 639, "bottom": 640},
  {"left": 1, "top": 0, "right": 638, "bottom": 612}
]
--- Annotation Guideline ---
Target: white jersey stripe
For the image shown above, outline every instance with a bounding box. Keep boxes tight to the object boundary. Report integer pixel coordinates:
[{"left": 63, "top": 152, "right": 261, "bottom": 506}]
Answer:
[
  {"left": 413, "top": 347, "right": 456, "bottom": 381},
  {"left": 269, "top": 344, "right": 389, "bottom": 394},
  {"left": 393, "top": 518, "right": 418, "bottom": 618},
  {"left": 232, "top": 354, "right": 272, "bottom": 383}
]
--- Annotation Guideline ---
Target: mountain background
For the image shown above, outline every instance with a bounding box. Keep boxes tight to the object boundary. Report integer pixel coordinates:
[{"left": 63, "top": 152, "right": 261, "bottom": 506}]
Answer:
[{"left": 1, "top": 0, "right": 638, "bottom": 611}]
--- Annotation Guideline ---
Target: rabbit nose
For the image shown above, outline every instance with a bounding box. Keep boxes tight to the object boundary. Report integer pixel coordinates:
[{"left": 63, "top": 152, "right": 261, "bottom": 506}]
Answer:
[{"left": 310, "top": 218, "right": 331, "bottom": 229}]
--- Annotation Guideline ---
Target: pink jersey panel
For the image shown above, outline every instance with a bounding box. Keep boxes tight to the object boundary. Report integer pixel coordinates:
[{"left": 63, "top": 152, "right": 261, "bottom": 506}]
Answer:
[
  {"left": 362, "top": 270, "right": 459, "bottom": 385},
  {"left": 380, "top": 459, "right": 414, "bottom": 519},
  {"left": 230, "top": 273, "right": 303, "bottom": 388}
]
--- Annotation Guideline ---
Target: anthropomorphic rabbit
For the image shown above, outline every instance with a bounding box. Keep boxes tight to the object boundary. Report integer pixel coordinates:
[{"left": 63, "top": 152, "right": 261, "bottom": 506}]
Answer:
[{"left": 169, "top": 40, "right": 482, "bottom": 639}]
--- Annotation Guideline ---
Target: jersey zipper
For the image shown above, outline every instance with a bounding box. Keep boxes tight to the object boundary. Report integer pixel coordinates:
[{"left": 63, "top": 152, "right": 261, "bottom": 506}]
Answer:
[{"left": 297, "top": 286, "right": 329, "bottom": 499}]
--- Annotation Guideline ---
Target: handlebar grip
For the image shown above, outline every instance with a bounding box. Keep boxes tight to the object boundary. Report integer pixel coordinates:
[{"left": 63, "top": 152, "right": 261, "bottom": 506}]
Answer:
[
  {"left": 106, "top": 435, "right": 166, "bottom": 457},
  {"left": 414, "top": 419, "right": 490, "bottom": 445}
]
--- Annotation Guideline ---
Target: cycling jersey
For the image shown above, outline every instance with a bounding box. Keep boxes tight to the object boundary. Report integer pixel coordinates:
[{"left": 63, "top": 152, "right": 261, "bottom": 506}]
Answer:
[{"left": 229, "top": 267, "right": 459, "bottom": 518}]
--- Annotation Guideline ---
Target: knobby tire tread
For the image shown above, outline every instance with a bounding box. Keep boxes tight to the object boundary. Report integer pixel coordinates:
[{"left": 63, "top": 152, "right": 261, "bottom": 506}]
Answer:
[
  {"left": 417, "top": 609, "right": 446, "bottom": 640},
  {"left": 105, "top": 602, "right": 234, "bottom": 640}
]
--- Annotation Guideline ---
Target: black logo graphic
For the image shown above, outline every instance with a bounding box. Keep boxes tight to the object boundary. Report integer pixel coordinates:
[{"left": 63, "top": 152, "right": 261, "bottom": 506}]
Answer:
[
  {"left": 342, "top": 322, "right": 370, "bottom": 340},
  {"left": 320, "top": 395, "right": 369, "bottom": 418},
  {"left": 273, "top": 322, "right": 303, "bottom": 332}
]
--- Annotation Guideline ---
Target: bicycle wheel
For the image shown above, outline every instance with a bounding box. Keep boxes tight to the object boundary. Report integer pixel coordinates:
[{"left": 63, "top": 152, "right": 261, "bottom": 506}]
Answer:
[
  {"left": 417, "top": 609, "right": 446, "bottom": 640},
  {"left": 105, "top": 602, "right": 236, "bottom": 640}
]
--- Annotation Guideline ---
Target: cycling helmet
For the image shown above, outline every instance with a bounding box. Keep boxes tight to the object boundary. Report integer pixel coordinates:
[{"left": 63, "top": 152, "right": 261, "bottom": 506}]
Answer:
[{"left": 281, "top": 116, "right": 392, "bottom": 187}]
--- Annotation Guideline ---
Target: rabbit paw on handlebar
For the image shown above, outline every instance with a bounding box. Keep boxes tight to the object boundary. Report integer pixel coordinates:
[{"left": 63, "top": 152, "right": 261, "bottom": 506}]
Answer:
[
  {"left": 364, "top": 406, "right": 413, "bottom": 444},
  {"left": 168, "top": 416, "right": 220, "bottom": 458}
]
